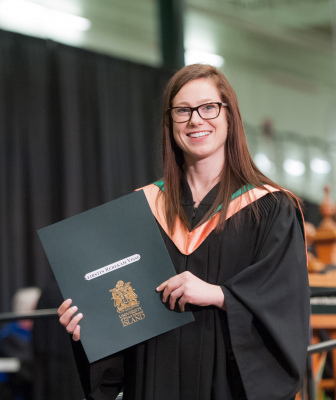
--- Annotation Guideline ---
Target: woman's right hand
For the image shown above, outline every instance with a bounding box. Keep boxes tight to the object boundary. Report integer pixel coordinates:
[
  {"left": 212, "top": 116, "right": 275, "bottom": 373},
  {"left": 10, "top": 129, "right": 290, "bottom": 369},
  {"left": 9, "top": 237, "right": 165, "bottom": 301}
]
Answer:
[{"left": 58, "top": 299, "right": 83, "bottom": 341}]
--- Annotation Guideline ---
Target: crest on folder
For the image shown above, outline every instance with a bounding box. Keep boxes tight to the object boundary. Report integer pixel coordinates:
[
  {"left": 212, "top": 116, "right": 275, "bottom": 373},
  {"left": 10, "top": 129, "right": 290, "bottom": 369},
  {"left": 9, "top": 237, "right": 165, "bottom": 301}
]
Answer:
[
  {"left": 110, "top": 280, "right": 145, "bottom": 327},
  {"left": 110, "top": 280, "right": 140, "bottom": 313}
]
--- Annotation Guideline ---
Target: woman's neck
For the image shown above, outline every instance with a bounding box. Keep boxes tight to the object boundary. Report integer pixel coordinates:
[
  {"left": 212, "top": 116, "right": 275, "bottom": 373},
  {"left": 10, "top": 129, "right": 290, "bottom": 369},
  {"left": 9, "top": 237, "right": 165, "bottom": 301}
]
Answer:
[{"left": 184, "top": 158, "right": 223, "bottom": 207}]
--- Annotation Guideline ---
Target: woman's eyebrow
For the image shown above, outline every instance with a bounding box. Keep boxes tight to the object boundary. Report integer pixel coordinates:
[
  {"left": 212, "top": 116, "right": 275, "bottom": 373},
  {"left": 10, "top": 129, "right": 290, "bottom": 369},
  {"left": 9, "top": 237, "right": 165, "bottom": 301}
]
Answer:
[{"left": 173, "top": 99, "right": 217, "bottom": 107}]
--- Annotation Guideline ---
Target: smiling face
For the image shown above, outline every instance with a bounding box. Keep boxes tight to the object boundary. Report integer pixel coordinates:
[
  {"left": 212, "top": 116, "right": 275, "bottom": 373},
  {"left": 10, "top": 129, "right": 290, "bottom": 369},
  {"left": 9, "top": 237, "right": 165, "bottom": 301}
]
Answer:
[{"left": 171, "top": 78, "right": 228, "bottom": 167}]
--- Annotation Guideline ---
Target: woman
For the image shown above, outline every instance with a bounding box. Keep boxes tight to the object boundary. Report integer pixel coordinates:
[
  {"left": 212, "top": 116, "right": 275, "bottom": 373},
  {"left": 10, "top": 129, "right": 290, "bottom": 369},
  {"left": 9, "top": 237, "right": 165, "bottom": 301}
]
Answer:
[{"left": 58, "top": 64, "right": 310, "bottom": 400}]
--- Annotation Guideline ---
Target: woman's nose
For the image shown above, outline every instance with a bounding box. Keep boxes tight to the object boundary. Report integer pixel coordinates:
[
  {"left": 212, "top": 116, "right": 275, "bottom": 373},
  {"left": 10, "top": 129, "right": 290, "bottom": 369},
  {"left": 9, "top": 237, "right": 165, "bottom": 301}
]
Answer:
[{"left": 189, "top": 110, "right": 204, "bottom": 125}]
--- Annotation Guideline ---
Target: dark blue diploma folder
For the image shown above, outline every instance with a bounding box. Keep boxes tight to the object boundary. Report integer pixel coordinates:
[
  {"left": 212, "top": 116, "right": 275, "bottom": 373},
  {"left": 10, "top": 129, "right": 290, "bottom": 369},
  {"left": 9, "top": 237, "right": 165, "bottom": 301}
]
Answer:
[{"left": 38, "top": 190, "right": 194, "bottom": 363}]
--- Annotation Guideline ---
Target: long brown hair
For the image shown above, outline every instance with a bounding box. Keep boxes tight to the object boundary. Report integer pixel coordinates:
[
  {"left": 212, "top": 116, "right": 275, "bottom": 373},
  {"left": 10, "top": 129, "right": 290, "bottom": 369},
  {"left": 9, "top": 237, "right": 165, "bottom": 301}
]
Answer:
[{"left": 161, "top": 64, "right": 295, "bottom": 233}]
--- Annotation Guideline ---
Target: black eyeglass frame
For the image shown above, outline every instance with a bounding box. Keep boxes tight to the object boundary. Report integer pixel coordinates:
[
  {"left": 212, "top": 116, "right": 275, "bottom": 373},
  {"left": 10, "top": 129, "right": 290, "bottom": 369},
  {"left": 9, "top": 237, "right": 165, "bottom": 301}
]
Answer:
[{"left": 168, "top": 102, "right": 228, "bottom": 123}]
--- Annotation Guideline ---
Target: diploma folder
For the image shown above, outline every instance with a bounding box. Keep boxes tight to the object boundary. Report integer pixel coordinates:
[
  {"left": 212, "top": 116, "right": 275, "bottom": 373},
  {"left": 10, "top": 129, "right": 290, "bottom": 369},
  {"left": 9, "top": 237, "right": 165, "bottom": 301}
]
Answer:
[{"left": 38, "top": 190, "right": 194, "bottom": 363}]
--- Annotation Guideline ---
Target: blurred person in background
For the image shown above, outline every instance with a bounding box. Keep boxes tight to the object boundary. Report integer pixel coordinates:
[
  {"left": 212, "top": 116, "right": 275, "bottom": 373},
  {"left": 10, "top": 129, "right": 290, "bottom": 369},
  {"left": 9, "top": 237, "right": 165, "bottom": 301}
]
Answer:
[
  {"left": 0, "top": 287, "right": 41, "bottom": 400},
  {"left": 33, "top": 279, "right": 84, "bottom": 400}
]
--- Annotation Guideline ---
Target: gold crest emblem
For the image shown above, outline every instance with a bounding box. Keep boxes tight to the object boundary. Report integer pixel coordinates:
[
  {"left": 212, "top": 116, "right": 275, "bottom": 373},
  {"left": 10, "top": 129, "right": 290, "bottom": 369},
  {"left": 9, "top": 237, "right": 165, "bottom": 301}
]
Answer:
[
  {"left": 110, "top": 280, "right": 140, "bottom": 313},
  {"left": 110, "top": 281, "right": 145, "bottom": 327}
]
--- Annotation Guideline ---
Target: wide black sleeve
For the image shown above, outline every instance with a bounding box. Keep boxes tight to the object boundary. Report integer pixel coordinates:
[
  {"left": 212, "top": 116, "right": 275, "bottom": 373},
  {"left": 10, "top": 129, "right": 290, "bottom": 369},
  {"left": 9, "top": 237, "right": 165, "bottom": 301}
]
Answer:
[
  {"left": 71, "top": 340, "right": 124, "bottom": 400},
  {"left": 221, "top": 195, "right": 310, "bottom": 400}
]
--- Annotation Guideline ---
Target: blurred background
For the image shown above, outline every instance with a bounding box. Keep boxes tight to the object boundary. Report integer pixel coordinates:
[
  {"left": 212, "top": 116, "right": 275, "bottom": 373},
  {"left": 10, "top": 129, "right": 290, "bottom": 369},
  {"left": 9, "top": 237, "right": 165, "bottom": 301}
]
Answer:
[{"left": 0, "top": 0, "right": 335, "bottom": 399}]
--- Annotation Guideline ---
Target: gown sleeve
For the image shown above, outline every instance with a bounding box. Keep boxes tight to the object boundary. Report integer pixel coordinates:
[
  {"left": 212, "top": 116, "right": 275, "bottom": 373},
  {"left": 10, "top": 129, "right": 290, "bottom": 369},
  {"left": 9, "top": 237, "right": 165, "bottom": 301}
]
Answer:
[
  {"left": 221, "top": 194, "right": 310, "bottom": 400},
  {"left": 71, "top": 340, "right": 124, "bottom": 400}
]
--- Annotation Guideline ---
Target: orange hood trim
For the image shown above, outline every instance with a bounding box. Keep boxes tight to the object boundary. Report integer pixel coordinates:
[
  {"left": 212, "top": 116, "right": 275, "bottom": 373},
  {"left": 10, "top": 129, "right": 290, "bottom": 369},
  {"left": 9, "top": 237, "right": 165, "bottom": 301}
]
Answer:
[{"left": 137, "top": 184, "right": 283, "bottom": 256}]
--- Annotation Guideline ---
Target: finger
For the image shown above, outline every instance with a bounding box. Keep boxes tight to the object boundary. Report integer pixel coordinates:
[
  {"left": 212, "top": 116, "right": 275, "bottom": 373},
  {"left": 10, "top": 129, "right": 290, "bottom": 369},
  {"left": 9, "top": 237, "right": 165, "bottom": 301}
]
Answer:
[
  {"left": 156, "top": 280, "right": 169, "bottom": 292},
  {"left": 162, "top": 279, "right": 183, "bottom": 303},
  {"left": 59, "top": 305, "right": 78, "bottom": 326},
  {"left": 178, "top": 295, "right": 187, "bottom": 312},
  {"left": 58, "top": 298, "right": 72, "bottom": 317},
  {"left": 72, "top": 325, "right": 81, "bottom": 341},
  {"left": 169, "top": 287, "right": 184, "bottom": 310},
  {"left": 65, "top": 312, "right": 83, "bottom": 334},
  {"left": 157, "top": 274, "right": 184, "bottom": 293}
]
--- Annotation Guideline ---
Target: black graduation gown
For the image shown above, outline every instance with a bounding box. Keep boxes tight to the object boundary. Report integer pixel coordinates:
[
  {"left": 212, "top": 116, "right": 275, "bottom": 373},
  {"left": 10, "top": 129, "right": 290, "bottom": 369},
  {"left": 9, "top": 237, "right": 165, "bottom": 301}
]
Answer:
[{"left": 72, "top": 181, "right": 310, "bottom": 400}]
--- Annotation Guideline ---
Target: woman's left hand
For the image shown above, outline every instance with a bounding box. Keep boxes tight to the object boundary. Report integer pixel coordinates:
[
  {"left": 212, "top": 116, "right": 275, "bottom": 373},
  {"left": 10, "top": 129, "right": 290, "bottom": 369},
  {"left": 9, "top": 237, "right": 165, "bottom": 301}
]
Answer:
[{"left": 156, "top": 271, "right": 225, "bottom": 312}]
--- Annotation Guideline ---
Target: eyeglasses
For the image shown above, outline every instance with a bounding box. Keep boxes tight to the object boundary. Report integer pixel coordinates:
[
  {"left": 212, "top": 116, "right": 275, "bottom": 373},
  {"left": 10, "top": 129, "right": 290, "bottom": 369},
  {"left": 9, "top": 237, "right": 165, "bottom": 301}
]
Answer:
[{"left": 168, "top": 102, "right": 227, "bottom": 123}]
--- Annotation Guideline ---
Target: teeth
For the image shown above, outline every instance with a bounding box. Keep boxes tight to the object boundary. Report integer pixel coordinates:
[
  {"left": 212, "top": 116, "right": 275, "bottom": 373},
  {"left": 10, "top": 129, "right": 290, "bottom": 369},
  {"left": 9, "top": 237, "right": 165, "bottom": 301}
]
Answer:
[{"left": 188, "top": 131, "right": 211, "bottom": 138}]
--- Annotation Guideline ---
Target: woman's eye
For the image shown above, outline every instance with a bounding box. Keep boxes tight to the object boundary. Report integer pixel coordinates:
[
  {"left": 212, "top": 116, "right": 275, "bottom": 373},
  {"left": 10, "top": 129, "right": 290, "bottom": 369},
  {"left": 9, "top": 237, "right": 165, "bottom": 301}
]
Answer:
[
  {"left": 176, "top": 108, "right": 190, "bottom": 115},
  {"left": 202, "top": 104, "right": 216, "bottom": 111}
]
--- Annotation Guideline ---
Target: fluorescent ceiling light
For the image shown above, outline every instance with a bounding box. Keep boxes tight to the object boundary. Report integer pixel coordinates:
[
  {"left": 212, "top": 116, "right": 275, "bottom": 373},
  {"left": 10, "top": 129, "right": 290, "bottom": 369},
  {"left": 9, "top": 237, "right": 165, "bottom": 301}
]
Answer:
[
  {"left": 46, "top": 9, "right": 91, "bottom": 31},
  {"left": 0, "top": 0, "right": 91, "bottom": 33},
  {"left": 310, "top": 158, "right": 331, "bottom": 174},
  {"left": 185, "top": 49, "right": 224, "bottom": 68},
  {"left": 283, "top": 159, "right": 306, "bottom": 176},
  {"left": 254, "top": 153, "right": 276, "bottom": 174}
]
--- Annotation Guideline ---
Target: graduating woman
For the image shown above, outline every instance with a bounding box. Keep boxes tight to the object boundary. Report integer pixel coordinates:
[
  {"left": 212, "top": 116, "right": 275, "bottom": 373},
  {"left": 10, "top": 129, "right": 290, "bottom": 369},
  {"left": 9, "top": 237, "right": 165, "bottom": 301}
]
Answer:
[{"left": 58, "top": 64, "right": 310, "bottom": 400}]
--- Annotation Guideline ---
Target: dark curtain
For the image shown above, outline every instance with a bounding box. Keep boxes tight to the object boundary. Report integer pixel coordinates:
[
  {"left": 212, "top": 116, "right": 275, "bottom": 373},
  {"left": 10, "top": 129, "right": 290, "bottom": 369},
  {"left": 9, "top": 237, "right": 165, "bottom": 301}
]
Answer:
[{"left": 0, "top": 30, "right": 172, "bottom": 313}]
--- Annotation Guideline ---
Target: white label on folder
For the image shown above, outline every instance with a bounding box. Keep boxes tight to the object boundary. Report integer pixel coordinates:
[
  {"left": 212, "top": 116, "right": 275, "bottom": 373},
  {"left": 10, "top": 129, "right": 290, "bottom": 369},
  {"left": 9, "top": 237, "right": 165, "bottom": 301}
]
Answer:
[{"left": 84, "top": 254, "right": 141, "bottom": 280}]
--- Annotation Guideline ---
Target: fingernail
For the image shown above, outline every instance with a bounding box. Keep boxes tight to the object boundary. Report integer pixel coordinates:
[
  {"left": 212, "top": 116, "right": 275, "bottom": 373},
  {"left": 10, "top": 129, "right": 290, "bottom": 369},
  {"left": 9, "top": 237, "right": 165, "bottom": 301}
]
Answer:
[
  {"left": 78, "top": 313, "right": 83, "bottom": 318},
  {"left": 66, "top": 299, "right": 72, "bottom": 304},
  {"left": 156, "top": 287, "right": 160, "bottom": 291},
  {"left": 72, "top": 306, "right": 78, "bottom": 311}
]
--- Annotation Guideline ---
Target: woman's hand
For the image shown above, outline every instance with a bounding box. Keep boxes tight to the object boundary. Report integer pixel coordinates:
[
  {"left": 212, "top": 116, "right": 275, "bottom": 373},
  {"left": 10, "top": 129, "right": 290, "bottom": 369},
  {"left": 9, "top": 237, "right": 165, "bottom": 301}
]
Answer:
[
  {"left": 156, "top": 271, "right": 225, "bottom": 312},
  {"left": 58, "top": 299, "right": 83, "bottom": 341}
]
